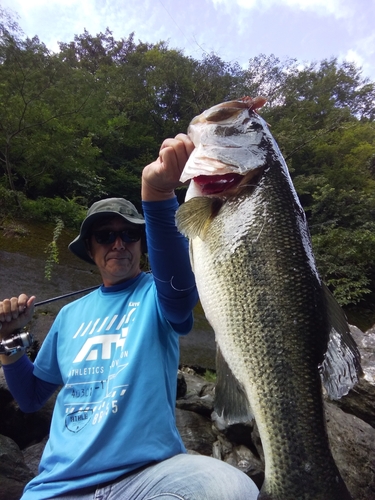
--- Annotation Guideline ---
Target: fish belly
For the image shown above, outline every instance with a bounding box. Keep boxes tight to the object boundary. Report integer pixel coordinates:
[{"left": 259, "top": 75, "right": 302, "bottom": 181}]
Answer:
[{"left": 190, "top": 162, "right": 352, "bottom": 500}]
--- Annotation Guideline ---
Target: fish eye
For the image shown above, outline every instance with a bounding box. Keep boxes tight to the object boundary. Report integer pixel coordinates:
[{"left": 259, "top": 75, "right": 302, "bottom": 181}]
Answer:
[{"left": 204, "top": 107, "right": 239, "bottom": 123}]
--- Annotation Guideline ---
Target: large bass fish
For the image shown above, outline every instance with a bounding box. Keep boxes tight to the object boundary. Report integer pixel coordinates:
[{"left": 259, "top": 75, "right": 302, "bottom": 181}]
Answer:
[{"left": 176, "top": 97, "right": 362, "bottom": 500}]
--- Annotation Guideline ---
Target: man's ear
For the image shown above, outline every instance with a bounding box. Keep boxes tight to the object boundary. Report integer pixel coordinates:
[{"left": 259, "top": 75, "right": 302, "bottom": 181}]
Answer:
[{"left": 85, "top": 239, "right": 93, "bottom": 260}]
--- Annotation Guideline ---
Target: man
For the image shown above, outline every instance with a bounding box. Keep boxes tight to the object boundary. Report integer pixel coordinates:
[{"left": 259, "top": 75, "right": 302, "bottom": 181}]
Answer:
[{"left": 0, "top": 134, "right": 259, "bottom": 499}]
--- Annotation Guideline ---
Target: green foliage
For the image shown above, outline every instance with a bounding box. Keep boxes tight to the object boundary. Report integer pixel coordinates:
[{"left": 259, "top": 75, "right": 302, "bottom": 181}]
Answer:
[
  {"left": 258, "top": 58, "right": 375, "bottom": 309},
  {"left": 44, "top": 218, "right": 64, "bottom": 280},
  {"left": 312, "top": 227, "right": 375, "bottom": 305},
  {"left": 0, "top": 185, "right": 22, "bottom": 217},
  {"left": 203, "top": 369, "right": 217, "bottom": 383},
  {"left": 21, "top": 197, "right": 87, "bottom": 229}
]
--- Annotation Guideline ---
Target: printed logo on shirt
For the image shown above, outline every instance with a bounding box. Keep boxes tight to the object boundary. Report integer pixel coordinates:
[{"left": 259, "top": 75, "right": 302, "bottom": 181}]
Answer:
[
  {"left": 65, "top": 409, "right": 93, "bottom": 432},
  {"left": 63, "top": 303, "right": 140, "bottom": 432},
  {"left": 73, "top": 333, "right": 128, "bottom": 363}
]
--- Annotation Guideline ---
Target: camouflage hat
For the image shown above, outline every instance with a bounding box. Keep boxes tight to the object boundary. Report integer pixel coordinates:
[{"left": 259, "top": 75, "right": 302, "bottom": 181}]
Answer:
[{"left": 69, "top": 198, "right": 145, "bottom": 264}]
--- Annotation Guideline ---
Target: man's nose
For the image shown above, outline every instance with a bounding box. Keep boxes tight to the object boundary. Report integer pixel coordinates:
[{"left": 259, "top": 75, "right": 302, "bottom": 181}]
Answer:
[{"left": 112, "top": 235, "right": 126, "bottom": 249}]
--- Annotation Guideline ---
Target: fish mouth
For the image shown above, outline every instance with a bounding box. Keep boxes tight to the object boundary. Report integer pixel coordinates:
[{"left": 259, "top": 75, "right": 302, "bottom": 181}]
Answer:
[{"left": 193, "top": 173, "right": 243, "bottom": 195}]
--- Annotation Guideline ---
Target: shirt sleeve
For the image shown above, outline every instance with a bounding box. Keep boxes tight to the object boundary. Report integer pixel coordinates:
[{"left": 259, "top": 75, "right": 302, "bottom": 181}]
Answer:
[
  {"left": 2, "top": 354, "right": 59, "bottom": 413},
  {"left": 142, "top": 197, "right": 198, "bottom": 332}
]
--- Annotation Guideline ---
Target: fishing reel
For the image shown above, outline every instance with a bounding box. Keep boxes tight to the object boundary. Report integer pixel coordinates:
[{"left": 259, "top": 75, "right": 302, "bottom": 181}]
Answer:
[{"left": 0, "top": 330, "right": 34, "bottom": 356}]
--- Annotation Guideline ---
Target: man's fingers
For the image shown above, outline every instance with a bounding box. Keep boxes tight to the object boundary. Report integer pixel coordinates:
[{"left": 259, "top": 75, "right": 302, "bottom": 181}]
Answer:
[
  {"left": 26, "top": 296, "right": 36, "bottom": 309},
  {"left": 17, "top": 294, "right": 31, "bottom": 313},
  {"left": 160, "top": 134, "right": 193, "bottom": 158},
  {"left": 0, "top": 298, "right": 12, "bottom": 322},
  {"left": 0, "top": 295, "right": 35, "bottom": 324},
  {"left": 159, "top": 145, "right": 178, "bottom": 168},
  {"left": 159, "top": 136, "right": 193, "bottom": 174},
  {"left": 10, "top": 297, "right": 21, "bottom": 319},
  {"left": 174, "top": 133, "right": 195, "bottom": 156}
]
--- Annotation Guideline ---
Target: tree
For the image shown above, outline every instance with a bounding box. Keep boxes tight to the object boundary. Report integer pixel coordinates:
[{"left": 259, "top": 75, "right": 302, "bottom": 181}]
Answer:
[
  {"left": 243, "top": 54, "right": 299, "bottom": 107},
  {"left": 261, "top": 58, "right": 375, "bottom": 309},
  {"left": 0, "top": 13, "right": 116, "bottom": 213}
]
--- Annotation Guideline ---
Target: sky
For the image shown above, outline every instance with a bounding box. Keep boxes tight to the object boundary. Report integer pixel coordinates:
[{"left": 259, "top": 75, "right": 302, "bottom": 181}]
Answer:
[{"left": 1, "top": 0, "right": 375, "bottom": 81}]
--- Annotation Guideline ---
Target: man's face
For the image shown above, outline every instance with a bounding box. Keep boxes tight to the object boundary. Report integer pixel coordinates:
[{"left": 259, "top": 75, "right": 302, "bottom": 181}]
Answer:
[{"left": 87, "top": 215, "right": 143, "bottom": 286}]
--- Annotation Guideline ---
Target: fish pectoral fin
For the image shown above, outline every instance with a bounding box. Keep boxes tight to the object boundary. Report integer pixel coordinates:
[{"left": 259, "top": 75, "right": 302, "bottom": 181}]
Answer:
[
  {"left": 175, "top": 196, "right": 223, "bottom": 240},
  {"left": 213, "top": 347, "right": 254, "bottom": 429},
  {"left": 320, "top": 283, "right": 363, "bottom": 400}
]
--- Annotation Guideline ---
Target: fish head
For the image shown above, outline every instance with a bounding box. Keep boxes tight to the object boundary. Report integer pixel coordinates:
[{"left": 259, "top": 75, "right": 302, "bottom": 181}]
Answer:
[{"left": 181, "top": 96, "right": 275, "bottom": 200}]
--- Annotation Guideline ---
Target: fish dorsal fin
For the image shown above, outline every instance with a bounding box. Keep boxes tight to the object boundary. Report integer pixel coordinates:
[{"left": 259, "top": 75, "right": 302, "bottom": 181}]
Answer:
[
  {"left": 320, "top": 283, "right": 363, "bottom": 400},
  {"left": 213, "top": 346, "right": 254, "bottom": 429},
  {"left": 175, "top": 196, "right": 223, "bottom": 240}
]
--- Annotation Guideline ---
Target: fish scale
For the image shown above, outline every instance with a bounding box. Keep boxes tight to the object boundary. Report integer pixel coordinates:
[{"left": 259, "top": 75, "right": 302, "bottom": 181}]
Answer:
[{"left": 176, "top": 98, "right": 358, "bottom": 499}]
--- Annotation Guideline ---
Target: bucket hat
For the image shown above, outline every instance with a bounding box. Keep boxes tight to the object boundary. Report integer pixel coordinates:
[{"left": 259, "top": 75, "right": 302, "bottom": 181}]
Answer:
[{"left": 69, "top": 198, "right": 145, "bottom": 264}]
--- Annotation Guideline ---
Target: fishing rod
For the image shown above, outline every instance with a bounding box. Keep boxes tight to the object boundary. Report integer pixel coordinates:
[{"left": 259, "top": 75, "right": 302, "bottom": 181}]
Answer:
[
  {"left": 0, "top": 284, "right": 100, "bottom": 356},
  {"left": 34, "top": 284, "right": 100, "bottom": 307}
]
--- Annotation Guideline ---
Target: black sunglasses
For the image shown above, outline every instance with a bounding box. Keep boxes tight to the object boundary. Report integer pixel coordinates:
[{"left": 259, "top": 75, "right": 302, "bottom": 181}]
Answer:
[{"left": 93, "top": 228, "right": 143, "bottom": 245}]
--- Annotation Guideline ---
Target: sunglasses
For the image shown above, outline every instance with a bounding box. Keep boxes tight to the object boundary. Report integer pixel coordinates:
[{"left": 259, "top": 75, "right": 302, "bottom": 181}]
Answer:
[{"left": 93, "top": 228, "right": 143, "bottom": 245}]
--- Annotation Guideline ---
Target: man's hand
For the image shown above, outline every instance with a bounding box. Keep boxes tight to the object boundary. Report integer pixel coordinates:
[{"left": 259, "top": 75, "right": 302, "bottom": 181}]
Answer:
[
  {"left": 142, "top": 134, "right": 194, "bottom": 201},
  {"left": 0, "top": 294, "right": 35, "bottom": 339}
]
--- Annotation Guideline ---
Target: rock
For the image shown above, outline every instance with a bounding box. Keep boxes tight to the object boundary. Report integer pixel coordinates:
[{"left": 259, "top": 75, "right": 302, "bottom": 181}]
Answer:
[
  {"left": 330, "top": 325, "right": 375, "bottom": 429},
  {"left": 350, "top": 324, "right": 375, "bottom": 385},
  {"left": 0, "top": 367, "right": 58, "bottom": 449},
  {"left": 176, "top": 370, "right": 215, "bottom": 418},
  {"left": 0, "top": 434, "right": 33, "bottom": 500},
  {"left": 332, "top": 377, "right": 375, "bottom": 428},
  {"left": 179, "top": 368, "right": 214, "bottom": 397},
  {"left": 22, "top": 437, "right": 48, "bottom": 476},
  {"left": 179, "top": 315, "right": 216, "bottom": 370},
  {"left": 212, "top": 433, "right": 264, "bottom": 488},
  {"left": 0, "top": 250, "right": 100, "bottom": 319},
  {"left": 325, "top": 401, "right": 375, "bottom": 500},
  {"left": 176, "top": 370, "right": 187, "bottom": 399},
  {"left": 175, "top": 408, "right": 216, "bottom": 456}
]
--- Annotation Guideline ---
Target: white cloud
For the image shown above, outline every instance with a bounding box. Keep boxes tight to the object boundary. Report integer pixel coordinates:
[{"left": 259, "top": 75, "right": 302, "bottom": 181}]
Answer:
[
  {"left": 211, "top": 0, "right": 352, "bottom": 18},
  {"left": 2, "top": 0, "right": 151, "bottom": 50},
  {"left": 344, "top": 49, "right": 365, "bottom": 68},
  {"left": 275, "top": 0, "right": 349, "bottom": 17},
  {"left": 341, "top": 31, "right": 375, "bottom": 79},
  {"left": 9, "top": 0, "right": 88, "bottom": 7}
]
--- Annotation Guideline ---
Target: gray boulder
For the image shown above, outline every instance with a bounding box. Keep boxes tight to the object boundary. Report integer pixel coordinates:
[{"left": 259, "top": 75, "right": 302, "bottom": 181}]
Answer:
[{"left": 0, "top": 434, "right": 33, "bottom": 500}]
